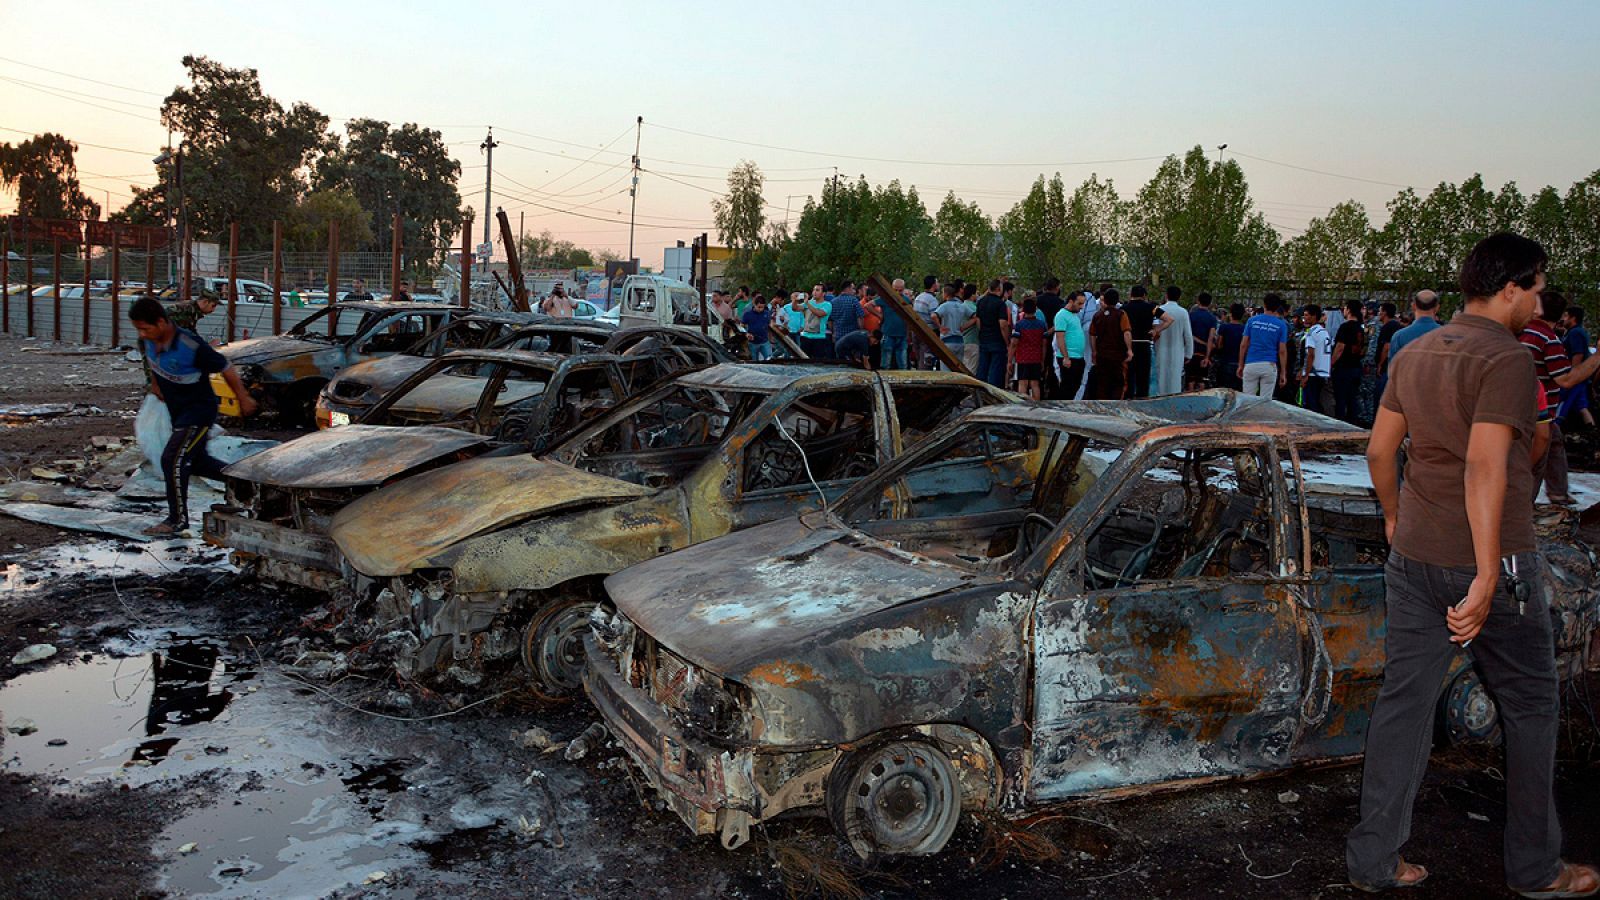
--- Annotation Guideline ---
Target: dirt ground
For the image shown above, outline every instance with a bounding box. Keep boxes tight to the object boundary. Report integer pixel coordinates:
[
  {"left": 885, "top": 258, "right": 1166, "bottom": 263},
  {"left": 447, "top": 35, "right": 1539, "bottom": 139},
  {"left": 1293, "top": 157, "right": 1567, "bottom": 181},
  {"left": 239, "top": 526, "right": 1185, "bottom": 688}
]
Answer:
[{"left": 3, "top": 331, "right": 1600, "bottom": 899}]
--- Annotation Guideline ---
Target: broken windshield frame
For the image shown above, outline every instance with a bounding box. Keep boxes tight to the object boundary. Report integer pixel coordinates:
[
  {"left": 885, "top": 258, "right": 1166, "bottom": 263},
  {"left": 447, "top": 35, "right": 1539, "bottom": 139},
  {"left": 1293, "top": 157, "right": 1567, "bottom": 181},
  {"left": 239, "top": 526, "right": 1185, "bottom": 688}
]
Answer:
[{"left": 284, "top": 305, "right": 370, "bottom": 341}]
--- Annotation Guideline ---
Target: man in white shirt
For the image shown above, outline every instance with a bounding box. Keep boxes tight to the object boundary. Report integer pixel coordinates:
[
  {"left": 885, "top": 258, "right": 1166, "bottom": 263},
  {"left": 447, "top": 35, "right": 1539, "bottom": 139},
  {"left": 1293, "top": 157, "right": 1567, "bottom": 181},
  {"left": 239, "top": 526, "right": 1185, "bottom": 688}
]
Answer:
[
  {"left": 911, "top": 275, "right": 941, "bottom": 369},
  {"left": 1076, "top": 287, "right": 1101, "bottom": 398},
  {"left": 1298, "top": 303, "right": 1333, "bottom": 414}
]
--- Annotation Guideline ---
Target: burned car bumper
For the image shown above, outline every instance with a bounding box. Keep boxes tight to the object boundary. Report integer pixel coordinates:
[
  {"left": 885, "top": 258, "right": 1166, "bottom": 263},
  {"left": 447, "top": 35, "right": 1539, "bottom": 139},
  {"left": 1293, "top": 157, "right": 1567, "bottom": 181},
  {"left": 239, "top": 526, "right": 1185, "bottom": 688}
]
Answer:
[
  {"left": 582, "top": 633, "right": 837, "bottom": 850},
  {"left": 203, "top": 508, "right": 346, "bottom": 591}
]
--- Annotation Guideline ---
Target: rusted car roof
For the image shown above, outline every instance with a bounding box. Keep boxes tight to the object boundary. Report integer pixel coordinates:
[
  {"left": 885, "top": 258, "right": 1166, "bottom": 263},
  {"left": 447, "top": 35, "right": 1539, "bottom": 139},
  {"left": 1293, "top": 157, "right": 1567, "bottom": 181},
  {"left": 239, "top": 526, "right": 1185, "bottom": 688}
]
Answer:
[
  {"left": 222, "top": 425, "right": 489, "bottom": 489},
  {"left": 673, "top": 363, "right": 983, "bottom": 392},
  {"left": 968, "top": 390, "right": 1368, "bottom": 444}
]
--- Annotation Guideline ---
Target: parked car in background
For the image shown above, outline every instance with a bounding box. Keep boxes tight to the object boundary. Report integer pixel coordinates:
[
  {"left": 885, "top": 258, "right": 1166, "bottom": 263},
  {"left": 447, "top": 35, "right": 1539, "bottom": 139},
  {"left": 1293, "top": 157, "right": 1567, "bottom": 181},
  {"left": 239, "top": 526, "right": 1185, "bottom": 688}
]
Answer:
[
  {"left": 210, "top": 301, "right": 466, "bottom": 426},
  {"left": 584, "top": 392, "right": 1600, "bottom": 858},
  {"left": 323, "top": 365, "right": 1014, "bottom": 693},
  {"left": 314, "top": 314, "right": 614, "bottom": 428}
]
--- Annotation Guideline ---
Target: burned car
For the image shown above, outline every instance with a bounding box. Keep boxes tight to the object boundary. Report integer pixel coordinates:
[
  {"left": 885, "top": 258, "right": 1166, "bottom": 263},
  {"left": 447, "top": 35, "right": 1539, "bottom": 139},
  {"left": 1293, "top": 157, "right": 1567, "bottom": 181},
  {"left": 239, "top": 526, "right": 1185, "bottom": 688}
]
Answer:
[
  {"left": 325, "top": 365, "right": 1015, "bottom": 692},
  {"left": 212, "top": 301, "right": 465, "bottom": 426},
  {"left": 204, "top": 348, "right": 659, "bottom": 591},
  {"left": 583, "top": 392, "right": 1600, "bottom": 857},
  {"left": 315, "top": 313, "right": 615, "bottom": 428}
]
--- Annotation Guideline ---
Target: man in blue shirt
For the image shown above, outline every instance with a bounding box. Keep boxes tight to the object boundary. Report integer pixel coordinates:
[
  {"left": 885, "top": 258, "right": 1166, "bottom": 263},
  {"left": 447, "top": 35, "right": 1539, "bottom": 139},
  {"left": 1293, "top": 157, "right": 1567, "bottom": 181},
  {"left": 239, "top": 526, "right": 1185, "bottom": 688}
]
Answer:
[
  {"left": 741, "top": 296, "right": 773, "bottom": 361},
  {"left": 829, "top": 281, "right": 863, "bottom": 345},
  {"left": 1559, "top": 306, "right": 1593, "bottom": 428},
  {"left": 129, "top": 296, "right": 257, "bottom": 536},
  {"left": 1187, "top": 292, "right": 1219, "bottom": 390},
  {"left": 1236, "top": 293, "right": 1291, "bottom": 398},
  {"left": 1385, "top": 290, "right": 1441, "bottom": 363}
]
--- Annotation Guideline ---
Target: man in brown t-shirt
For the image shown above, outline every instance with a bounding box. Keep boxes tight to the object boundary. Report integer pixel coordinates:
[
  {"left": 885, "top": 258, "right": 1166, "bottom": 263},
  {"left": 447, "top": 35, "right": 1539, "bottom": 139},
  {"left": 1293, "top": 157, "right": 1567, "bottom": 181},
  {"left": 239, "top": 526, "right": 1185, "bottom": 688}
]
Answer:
[
  {"left": 1347, "top": 233, "right": 1596, "bottom": 896},
  {"left": 1088, "top": 288, "right": 1132, "bottom": 400}
]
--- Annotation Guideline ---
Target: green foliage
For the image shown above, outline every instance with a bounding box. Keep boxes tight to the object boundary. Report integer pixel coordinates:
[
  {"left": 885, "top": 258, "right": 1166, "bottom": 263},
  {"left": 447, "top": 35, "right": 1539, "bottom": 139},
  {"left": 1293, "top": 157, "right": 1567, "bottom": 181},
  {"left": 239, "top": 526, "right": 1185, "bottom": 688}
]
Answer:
[
  {"left": 1125, "top": 147, "right": 1278, "bottom": 291},
  {"left": 1283, "top": 200, "right": 1372, "bottom": 296},
  {"left": 772, "top": 176, "right": 936, "bottom": 290},
  {"left": 141, "top": 55, "right": 332, "bottom": 248},
  {"left": 517, "top": 230, "right": 603, "bottom": 269},
  {"left": 315, "top": 118, "right": 465, "bottom": 269},
  {"left": 286, "top": 188, "right": 372, "bottom": 253},
  {"left": 925, "top": 192, "right": 994, "bottom": 283},
  {"left": 0, "top": 132, "right": 100, "bottom": 222},
  {"left": 712, "top": 161, "right": 766, "bottom": 251}
]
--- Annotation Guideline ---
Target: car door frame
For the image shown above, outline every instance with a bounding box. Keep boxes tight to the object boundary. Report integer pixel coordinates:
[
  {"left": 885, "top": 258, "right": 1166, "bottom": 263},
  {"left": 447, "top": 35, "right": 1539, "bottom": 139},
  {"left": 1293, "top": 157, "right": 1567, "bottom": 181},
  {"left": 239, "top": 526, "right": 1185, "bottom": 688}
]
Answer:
[{"left": 1023, "top": 431, "right": 1311, "bottom": 803}]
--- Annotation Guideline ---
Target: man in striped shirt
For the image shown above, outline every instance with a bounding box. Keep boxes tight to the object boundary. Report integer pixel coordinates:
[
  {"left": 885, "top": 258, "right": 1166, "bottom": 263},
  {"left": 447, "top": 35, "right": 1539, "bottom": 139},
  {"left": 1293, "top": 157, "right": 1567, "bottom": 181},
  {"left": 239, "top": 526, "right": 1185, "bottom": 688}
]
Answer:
[{"left": 1521, "top": 290, "right": 1600, "bottom": 505}]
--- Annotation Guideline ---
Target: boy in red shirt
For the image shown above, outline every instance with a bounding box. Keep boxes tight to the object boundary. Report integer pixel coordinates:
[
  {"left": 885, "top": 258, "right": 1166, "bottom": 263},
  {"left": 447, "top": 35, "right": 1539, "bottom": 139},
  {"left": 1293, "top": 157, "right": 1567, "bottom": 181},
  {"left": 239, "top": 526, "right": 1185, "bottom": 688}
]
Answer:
[{"left": 1010, "top": 295, "right": 1047, "bottom": 399}]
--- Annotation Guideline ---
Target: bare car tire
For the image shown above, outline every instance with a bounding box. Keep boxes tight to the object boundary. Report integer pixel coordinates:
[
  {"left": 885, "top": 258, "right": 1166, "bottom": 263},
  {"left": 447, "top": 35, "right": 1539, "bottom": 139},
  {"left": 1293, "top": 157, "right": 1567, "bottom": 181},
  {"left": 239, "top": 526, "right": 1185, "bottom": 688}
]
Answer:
[
  {"left": 520, "top": 597, "right": 598, "bottom": 701},
  {"left": 827, "top": 739, "right": 962, "bottom": 860}
]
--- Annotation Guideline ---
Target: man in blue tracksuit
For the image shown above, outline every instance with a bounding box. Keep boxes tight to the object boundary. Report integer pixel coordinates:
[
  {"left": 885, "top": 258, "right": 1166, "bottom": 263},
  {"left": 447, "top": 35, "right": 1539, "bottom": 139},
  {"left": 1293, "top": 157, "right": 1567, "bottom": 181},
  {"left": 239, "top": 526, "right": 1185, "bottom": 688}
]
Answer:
[{"left": 129, "top": 296, "right": 257, "bottom": 536}]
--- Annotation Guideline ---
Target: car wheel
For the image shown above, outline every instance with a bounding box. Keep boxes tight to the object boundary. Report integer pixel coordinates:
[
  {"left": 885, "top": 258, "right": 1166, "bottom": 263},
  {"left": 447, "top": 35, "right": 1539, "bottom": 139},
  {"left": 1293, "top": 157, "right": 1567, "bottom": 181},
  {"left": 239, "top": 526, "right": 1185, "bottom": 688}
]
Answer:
[
  {"left": 520, "top": 596, "right": 597, "bottom": 701},
  {"left": 282, "top": 380, "right": 326, "bottom": 429},
  {"left": 1441, "top": 666, "right": 1502, "bottom": 746},
  {"left": 827, "top": 739, "right": 962, "bottom": 860}
]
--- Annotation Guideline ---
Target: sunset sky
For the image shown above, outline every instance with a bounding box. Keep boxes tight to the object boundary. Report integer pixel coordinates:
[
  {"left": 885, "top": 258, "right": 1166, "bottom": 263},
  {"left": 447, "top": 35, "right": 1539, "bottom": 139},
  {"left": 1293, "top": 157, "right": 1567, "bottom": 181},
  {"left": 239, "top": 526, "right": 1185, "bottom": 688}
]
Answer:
[{"left": 2, "top": 0, "right": 1596, "bottom": 267}]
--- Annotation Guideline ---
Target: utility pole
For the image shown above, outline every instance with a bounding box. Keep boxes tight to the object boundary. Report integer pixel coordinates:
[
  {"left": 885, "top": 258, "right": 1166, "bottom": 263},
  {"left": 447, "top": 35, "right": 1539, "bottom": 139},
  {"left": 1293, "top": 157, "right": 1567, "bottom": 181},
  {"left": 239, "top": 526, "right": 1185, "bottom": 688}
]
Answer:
[
  {"left": 1217, "top": 143, "right": 1228, "bottom": 163},
  {"left": 627, "top": 115, "right": 642, "bottom": 264},
  {"left": 480, "top": 127, "right": 498, "bottom": 274}
]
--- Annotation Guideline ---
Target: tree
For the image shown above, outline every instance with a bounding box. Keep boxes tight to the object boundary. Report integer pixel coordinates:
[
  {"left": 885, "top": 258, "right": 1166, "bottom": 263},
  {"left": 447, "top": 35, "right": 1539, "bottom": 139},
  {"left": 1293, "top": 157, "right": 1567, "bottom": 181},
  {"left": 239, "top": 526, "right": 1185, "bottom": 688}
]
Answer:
[
  {"left": 125, "top": 55, "right": 331, "bottom": 249},
  {"left": 1060, "top": 175, "right": 1127, "bottom": 284},
  {"left": 0, "top": 133, "right": 100, "bottom": 221},
  {"left": 712, "top": 161, "right": 767, "bottom": 251},
  {"left": 314, "top": 118, "right": 464, "bottom": 269},
  {"left": 286, "top": 188, "right": 372, "bottom": 253},
  {"left": 996, "top": 175, "right": 1068, "bottom": 288},
  {"left": 925, "top": 192, "right": 996, "bottom": 283},
  {"left": 1126, "top": 146, "right": 1277, "bottom": 290},
  {"left": 517, "top": 230, "right": 601, "bottom": 269},
  {"left": 1283, "top": 200, "right": 1372, "bottom": 296}
]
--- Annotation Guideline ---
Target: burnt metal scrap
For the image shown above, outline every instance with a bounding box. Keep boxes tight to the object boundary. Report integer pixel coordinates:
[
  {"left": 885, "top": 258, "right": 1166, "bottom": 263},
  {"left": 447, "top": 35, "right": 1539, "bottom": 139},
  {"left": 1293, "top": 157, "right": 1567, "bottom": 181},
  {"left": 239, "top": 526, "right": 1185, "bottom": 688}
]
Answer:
[
  {"left": 321, "top": 364, "right": 1013, "bottom": 686},
  {"left": 584, "top": 397, "right": 1600, "bottom": 858}
]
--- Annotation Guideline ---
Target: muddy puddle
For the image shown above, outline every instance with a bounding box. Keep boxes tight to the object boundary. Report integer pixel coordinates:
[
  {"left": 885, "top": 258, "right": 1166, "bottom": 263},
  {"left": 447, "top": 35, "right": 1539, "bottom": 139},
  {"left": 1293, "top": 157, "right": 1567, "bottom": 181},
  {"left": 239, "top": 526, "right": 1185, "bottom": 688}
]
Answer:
[{"left": 4, "top": 537, "right": 230, "bottom": 593}]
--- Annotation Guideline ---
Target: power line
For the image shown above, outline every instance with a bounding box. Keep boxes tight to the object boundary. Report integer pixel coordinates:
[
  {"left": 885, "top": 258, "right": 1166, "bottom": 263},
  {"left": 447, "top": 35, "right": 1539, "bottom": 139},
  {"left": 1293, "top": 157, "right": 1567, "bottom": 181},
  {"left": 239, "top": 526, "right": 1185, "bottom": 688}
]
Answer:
[
  {"left": 0, "top": 75, "right": 158, "bottom": 122},
  {"left": 1229, "top": 150, "right": 1412, "bottom": 190},
  {"left": 0, "top": 55, "right": 166, "bottom": 96},
  {"left": 647, "top": 121, "right": 1171, "bottom": 169},
  {"left": 0, "top": 125, "right": 154, "bottom": 156}
]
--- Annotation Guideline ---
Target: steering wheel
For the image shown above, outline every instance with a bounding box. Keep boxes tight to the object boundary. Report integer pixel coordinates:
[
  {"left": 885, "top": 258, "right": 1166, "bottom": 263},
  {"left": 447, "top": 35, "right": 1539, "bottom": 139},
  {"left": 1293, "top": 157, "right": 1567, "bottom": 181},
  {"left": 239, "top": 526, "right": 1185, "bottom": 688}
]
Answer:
[{"left": 1019, "top": 512, "right": 1058, "bottom": 558}]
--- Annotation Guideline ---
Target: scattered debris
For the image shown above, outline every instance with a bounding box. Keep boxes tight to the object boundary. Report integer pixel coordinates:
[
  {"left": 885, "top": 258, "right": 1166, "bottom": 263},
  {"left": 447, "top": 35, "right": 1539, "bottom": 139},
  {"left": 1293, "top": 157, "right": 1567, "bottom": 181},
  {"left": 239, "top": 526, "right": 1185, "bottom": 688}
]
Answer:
[
  {"left": 0, "top": 502, "right": 157, "bottom": 543},
  {"left": 1277, "top": 790, "right": 1300, "bottom": 804},
  {"left": 363, "top": 871, "right": 389, "bottom": 885},
  {"left": 10, "top": 643, "right": 59, "bottom": 665},
  {"left": 28, "top": 467, "right": 69, "bottom": 482},
  {"left": 6, "top": 717, "right": 39, "bottom": 736},
  {"left": 1468, "top": 812, "right": 1490, "bottom": 822},
  {"left": 564, "top": 722, "right": 608, "bottom": 761},
  {"left": 0, "top": 403, "right": 73, "bottom": 423},
  {"left": 90, "top": 435, "right": 124, "bottom": 449},
  {"left": 177, "top": 842, "right": 198, "bottom": 855},
  {"left": 289, "top": 650, "right": 349, "bottom": 682},
  {"left": 517, "top": 726, "right": 556, "bottom": 752},
  {"left": 47, "top": 738, "right": 68, "bottom": 747}
]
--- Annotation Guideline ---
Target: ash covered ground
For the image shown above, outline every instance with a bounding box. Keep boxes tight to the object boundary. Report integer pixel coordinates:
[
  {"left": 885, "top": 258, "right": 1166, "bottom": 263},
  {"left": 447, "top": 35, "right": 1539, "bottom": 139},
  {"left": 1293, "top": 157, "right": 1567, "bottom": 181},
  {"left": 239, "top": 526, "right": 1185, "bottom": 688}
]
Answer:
[{"left": 3, "top": 331, "right": 1599, "bottom": 899}]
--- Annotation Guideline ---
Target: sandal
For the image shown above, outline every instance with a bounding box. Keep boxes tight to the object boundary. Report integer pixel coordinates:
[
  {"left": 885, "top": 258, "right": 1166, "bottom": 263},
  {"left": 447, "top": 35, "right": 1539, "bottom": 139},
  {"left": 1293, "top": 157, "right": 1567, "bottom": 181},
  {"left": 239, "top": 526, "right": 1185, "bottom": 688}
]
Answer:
[
  {"left": 1515, "top": 862, "right": 1600, "bottom": 899},
  {"left": 1354, "top": 859, "right": 1429, "bottom": 893},
  {"left": 140, "top": 521, "right": 188, "bottom": 538}
]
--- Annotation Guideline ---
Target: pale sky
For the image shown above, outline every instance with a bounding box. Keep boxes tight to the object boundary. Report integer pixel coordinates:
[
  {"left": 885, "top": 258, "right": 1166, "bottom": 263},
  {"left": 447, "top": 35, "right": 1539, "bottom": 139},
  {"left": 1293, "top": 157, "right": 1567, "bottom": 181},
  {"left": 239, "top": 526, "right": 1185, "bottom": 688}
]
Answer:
[{"left": 2, "top": 0, "right": 1597, "bottom": 268}]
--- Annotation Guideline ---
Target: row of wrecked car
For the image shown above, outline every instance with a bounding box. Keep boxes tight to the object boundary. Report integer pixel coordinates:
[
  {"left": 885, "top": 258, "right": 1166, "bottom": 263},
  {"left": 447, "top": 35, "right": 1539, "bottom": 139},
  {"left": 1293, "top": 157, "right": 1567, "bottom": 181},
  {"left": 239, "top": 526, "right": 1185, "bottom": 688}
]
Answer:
[{"left": 202, "top": 311, "right": 1600, "bottom": 860}]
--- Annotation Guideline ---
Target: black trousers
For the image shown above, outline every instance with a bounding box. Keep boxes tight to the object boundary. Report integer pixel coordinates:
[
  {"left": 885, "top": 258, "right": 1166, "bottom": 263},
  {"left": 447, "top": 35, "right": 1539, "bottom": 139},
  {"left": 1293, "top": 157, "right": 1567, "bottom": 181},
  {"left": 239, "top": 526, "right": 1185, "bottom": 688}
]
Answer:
[
  {"left": 1129, "top": 341, "right": 1152, "bottom": 398},
  {"left": 162, "top": 422, "right": 227, "bottom": 525},
  {"left": 1300, "top": 375, "right": 1326, "bottom": 414},
  {"left": 1058, "top": 357, "right": 1085, "bottom": 400},
  {"left": 1347, "top": 551, "right": 1562, "bottom": 891},
  {"left": 1333, "top": 366, "right": 1363, "bottom": 423}
]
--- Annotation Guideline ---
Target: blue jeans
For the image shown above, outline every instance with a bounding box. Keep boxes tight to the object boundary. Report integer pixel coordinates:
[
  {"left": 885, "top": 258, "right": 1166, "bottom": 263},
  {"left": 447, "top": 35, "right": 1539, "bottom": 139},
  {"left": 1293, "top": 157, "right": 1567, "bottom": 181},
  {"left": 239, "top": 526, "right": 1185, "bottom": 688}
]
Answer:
[
  {"left": 879, "top": 335, "right": 907, "bottom": 369},
  {"left": 976, "top": 344, "right": 1008, "bottom": 388},
  {"left": 748, "top": 341, "right": 772, "bottom": 361}
]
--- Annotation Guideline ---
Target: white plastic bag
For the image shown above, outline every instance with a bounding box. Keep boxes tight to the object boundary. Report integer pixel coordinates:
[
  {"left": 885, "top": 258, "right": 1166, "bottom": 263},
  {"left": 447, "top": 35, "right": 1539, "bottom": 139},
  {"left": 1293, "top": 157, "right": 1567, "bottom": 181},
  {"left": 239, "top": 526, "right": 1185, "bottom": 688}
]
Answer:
[{"left": 135, "top": 392, "right": 172, "bottom": 472}]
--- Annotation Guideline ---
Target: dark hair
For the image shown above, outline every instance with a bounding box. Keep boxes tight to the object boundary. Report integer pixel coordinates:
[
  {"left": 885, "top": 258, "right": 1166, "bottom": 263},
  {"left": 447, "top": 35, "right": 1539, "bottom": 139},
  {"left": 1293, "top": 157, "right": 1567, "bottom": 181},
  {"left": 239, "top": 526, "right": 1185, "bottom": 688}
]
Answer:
[
  {"left": 1229, "top": 302, "right": 1246, "bottom": 321},
  {"left": 987, "top": 278, "right": 1002, "bottom": 292},
  {"left": 1414, "top": 292, "right": 1440, "bottom": 311},
  {"left": 1539, "top": 289, "right": 1567, "bottom": 322},
  {"left": 1344, "top": 298, "right": 1363, "bottom": 318},
  {"left": 1044, "top": 277, "right": 1061, "bottom": 291},
  {"left": 950, "top": 278, "right": 964, "bottom": 292},
  {"left": 1197, "top": 292, "right": 1213, "bottom": 307},
  {"left": 923, "top": 275, "right": 938, "bottom": 290},
  {"left": 1066, "top": 290, "right": 1085, "bottom": 303},
  {"left": 128, "top": 295, "right": 167, "bottom": 325},
  {"left": 1459, "top": 232, "right": 1547, "bottom": 301},
  {"left": 1002, "top": 281, "right": 1015, "bottom": 294},
  {"left": 1381, "top": 302, "right": 1397, "bottom": 318},
  {"left": 1022, "top": 296, "right": 1036, "bottom": 314},
  {"left": 824, "top": 282, "right": 836, "bottom": 293},
  {"left": 1263, "top": 293, "right": 1285, "bottom": 313},
  {"left": 1567, "top": 306, "right": 1585, "bottom": 326},
  {"left": 1103, "top": 288, "right": 1121, "bottom": 305},
  {"left": 841, "top": 280, "right": 855, "bottom": 292},
  {"left": 942, "top": 283, "right": 958, "bottom": 298},
  {"left": 1130, "top": 285, "right": 1147, "bottom": 299},
  {"left": 1165, "top": 285, "right": 1181, "bottom": 302},
  {"left": 961, "top": 283, "right": 978, "bottom": 300}
]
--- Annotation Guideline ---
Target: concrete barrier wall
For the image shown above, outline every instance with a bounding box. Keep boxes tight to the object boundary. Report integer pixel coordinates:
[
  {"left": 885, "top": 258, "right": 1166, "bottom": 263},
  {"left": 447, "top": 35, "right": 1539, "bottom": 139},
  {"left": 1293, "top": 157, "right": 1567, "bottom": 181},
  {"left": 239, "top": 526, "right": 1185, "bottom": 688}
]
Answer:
[{"left": 3, "top": 296, "right": 324, "bottom": 347}]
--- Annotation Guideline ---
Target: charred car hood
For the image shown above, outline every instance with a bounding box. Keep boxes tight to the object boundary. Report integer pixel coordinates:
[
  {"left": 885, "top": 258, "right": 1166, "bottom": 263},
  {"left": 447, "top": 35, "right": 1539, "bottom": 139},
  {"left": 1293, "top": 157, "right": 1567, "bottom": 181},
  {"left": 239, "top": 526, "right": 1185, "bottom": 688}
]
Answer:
[
  {"left": 332, "top": 354, "right": 428, "bottom": 389},
  {"left": 221, "top": 425, "right": 489, "bottom": 490},
  {"left": 330, "top": 456, "right": 652, "bottom": 576},
  {"left": 607, "top": 516, "right": 995, "bottom": 675},
  {"left": 221, "top": 334, "right": 328, "bottom": 367}
]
